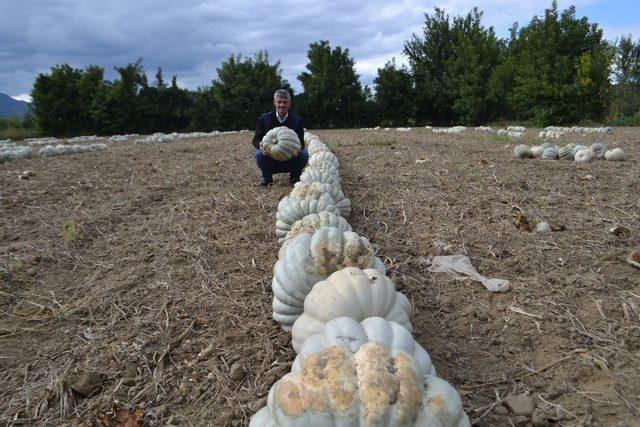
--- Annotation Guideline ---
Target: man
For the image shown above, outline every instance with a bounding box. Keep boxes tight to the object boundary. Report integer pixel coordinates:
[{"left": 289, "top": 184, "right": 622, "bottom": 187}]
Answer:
[{"left": 252, "top": 89, "right": 308, "bottom": 187}]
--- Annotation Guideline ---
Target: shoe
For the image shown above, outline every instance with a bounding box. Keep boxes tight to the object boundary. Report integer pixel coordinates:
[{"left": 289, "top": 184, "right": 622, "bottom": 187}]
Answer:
[{"left": 257, "top": 179, "right": 273, "bottom": 187}]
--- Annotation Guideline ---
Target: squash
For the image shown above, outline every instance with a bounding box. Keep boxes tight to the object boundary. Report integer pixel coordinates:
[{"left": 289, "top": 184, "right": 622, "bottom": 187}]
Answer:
[
  {"left": 249, "top": 343, "right": 470, "bottom": 427},
  {"left": 291, "top": 267, "right": 411, "bottom": 352},
  {"left": 309, "top": 151, "right": 339, "bottom": 168},
  {"left": 590, "top": 143, "right": 608, "bottom": 158},
  {"left": 276, "top": 193, "right": 338, "bottom": 240},
  {"left": 261, "top": 127, "right": 301, "bottom": 161},
  {"left": 541, "top": 146, "right": 558, "bottom": 160},
  {"left": 291, "top": 182, "right": 351, "bottom": 218},
  {"left": 513, "top": 145, "right": 531, "bottom": 159},
  {"left": 306, "top": 163, "right": 340, "bottom": 178},
  {"left": 557, "top": 146, "right": 573, "bottom": 160},
  {"left": 572, "top": 144, "right": 589, "bottom": 156},
  {"left": 300, "top": 168, "right": 341, "bottom": 187},
  {"left": 272, "top": 228, "right": 386, "bottom": 330},
  {"left": 574, "top": 149, "right": 595, "bottom": 163},
  {"left": 530, "top": 145, "right": 544, "bottom": 158},
  {"left": 604, "top": 147, "right": 625, "bottom": 161},
  {"left": 292, "top": 316, "right": 436, "bottom": 378},
  {"left": 283, "top": 211, "right": 352, "bottom": 243}
]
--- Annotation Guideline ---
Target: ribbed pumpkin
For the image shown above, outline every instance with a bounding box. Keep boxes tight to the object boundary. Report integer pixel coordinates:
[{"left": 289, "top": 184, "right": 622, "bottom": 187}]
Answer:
[
  {"left": 604, "top": 147, "right": 625, "bottom": 161},
  {"left": 574, "top": 149, "right": 595, "bottom": 163},
  {"left": 283, "top": 211, "right": 352, "bottom": 243},
  {"left": 261, "top": 127, "right": 301, "bottom": 161},
  {"left": 291, "top": 181, "right": 351, "bottom": 218},
  {"left": 590, "top": 143, "right": 608, "bottom": 159},
  {"left": 292, "top": 316, "right": 436, "bottom": 378},
  {"left": 572, "top": 144, "right": 589, "bottom": 156},
  {"left": 557, "top": 146, "right": 573, "bottom": 160},
  {"left": 276, "top": 193, "right": 338, "bottom": 241},
  {"left": 541, "top": 146, "right": 558, "bottom": 160},
  {"left": 300, "top": 168, "right": 341, "bottom": 187},
  {"left": 309, "top": 151, "right": 339, "bottom": 168},
  {"left": 249, "top": 344, "right": 470, "bottom": 427},
  {"left": 530, "top": 145, "right": 545, "bottom": 158},
  {"left": 291, "top": 267, "right": 411, "bottom": 352},
  {"left": 272, "top": 228, "right": 386, "bottom": 330},
  {"left": 513, "top": 144, "right": 531, "bottom": 159}
]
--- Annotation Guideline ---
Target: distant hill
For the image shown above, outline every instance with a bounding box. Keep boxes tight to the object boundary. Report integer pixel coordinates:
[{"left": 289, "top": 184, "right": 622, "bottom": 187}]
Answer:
[{"left": 0, "top": 92, "right": 30, "bottom": 119}]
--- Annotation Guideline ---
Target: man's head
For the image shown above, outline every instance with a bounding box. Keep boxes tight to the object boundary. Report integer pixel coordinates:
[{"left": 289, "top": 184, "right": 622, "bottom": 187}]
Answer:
[{"left": 273, "top": 89, "right": 291, "bottom": 118}]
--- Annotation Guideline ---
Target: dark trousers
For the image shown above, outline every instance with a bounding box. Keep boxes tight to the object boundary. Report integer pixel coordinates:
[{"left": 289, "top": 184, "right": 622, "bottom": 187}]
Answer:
[{"left": 254, "top": 148, "right": 309, "bottom": 182}]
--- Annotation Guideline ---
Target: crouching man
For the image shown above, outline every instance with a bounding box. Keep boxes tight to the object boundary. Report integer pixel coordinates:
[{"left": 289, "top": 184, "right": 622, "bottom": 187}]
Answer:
[{"left": 252, "top": 89, "right": 308, "bottom": 187}]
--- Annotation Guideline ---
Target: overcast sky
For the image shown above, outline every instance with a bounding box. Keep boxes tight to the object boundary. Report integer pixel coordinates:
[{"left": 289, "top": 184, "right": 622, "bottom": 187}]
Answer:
[{"left": 2, "top": 0, "right": 639, "bottom": 102}]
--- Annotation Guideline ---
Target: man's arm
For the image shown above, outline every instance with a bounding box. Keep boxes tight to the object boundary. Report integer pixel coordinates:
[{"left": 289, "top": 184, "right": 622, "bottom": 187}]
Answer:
[
  {"left": 293, "top": 116, "right": 305, "bottom": 149},
  {"left": 252, "top": 113, "right": 266, "bottom": 150}
]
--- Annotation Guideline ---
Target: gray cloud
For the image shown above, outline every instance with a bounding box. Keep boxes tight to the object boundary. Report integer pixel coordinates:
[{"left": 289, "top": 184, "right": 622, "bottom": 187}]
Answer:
[{"left": 0, "top": 0, "right": 633, "bottom": 99}]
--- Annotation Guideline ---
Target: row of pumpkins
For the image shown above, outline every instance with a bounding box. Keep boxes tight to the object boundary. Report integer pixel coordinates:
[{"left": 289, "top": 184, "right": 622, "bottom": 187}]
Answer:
[
  {"left": 251, "top": 128, "right": 470, "bottom": 426},
  {"left": 514, "top": 142, "right": 626, "bottom": 162}
]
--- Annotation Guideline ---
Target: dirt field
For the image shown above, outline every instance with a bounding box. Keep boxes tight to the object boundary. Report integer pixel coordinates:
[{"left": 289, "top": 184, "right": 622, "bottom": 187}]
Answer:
[{"left": 1, "top": 128, "right": 638, "bottom": 426}]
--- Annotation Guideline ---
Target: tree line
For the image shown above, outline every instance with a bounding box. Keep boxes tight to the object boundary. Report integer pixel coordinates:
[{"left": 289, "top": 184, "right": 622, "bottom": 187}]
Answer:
[{"left": 28, "top": 2, "right": 640, "bottom": 136}]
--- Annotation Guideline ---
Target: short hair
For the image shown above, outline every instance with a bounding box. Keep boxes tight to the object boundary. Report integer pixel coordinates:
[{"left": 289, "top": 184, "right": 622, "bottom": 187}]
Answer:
[{"left": 273, "top": 89, "right": 291, "bottom": 101}]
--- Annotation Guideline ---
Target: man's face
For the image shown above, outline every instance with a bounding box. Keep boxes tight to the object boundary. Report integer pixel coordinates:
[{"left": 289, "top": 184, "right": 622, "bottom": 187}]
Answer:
[{"left": 274, "top": 97, "right": 290, "bottom": 117}]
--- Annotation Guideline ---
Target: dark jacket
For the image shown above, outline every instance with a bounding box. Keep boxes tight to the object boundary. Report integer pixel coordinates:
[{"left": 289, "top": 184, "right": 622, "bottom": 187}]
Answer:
[{"left": 251, "top": 111, "right": 305, "bottom": 150}]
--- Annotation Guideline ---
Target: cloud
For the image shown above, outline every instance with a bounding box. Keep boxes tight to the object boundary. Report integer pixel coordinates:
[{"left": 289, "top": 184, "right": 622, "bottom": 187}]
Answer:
[
  {"left": 12, "top": 94, "right": 32, "bottom": 103},
  {"left": 0, "top": 0, "right": 629, "bottom": 96}
]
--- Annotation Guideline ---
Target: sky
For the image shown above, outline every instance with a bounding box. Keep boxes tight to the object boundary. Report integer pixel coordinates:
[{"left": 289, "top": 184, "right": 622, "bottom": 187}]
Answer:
[{"left": 1, "top": 0, "right": 639, "bottom": 102}]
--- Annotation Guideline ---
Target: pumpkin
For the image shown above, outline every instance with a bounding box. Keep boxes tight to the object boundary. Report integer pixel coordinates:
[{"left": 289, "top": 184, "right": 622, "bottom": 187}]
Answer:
[
  {"left": 309, "top": 151, "right": 339, "bottom": 168},
  {"left": 291, "top": 182, "right": 351, "bottom": 218},
  {"left": 300, "top": 168, "right": 341, "bottom": 187},
  {"left": 291, "top": 267, "right": 411, "bottom": 352},
  {"left": 261, "top": 127, "right": 301, "bottom": 161},
  {"left": 306, "top": 162, "right": 340, "bottom": 177},
  {"left": 541, "top": 146, "right": 558, "bottom": 160},
  {"left": 589, "top": 143, "right": 608, "bottom": 158},
  {"left": 272, "top": 228, "right": 386, "bottom": 330},
  {"left": 604, "top": 147, "right": 625, "bottom": 161},
  {"left": 276, "top": 193, "right": 338, "bottom": 240},
  {"left": 292, "top": 316, "right": 436, "bottom": 378},
  {"left": 283, "top": 211, "right": 352, "bottom": 243},
  {"left": 530, "top": 145, "right": 544, "bottom": 158},
  {"left": 574, "top": 149, "right": 595, "bottom": 163},
  {"left": 557, "top": 146, "right": 573, "bottom": 160},
  {"left": 513, "top": 145, "right": 531, "bottom": 159},
  {"left": 572, "top": 144, "right": 589, "bottom": 156},
  {"left": 249, "top": 344, "right": 470, "bottom": 427}
]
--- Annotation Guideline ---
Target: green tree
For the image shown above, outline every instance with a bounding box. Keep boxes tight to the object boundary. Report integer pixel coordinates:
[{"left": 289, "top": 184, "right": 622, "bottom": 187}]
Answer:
[
  {"left": 297, "top": 40, "right": 367, "bottom": 128},
  {"left": 211, "top": 51, "right": 291, "bottom": 131},
  {"left": 404, "top": 8, "right": 454, "bottom": 124},
  {"left": 374, "top": 59, "right": 414, "bottom": 126},
  {"left": 445, "top": 8, "right": 502, "bottom": 124},
  {"left": 611, "top": 35, "right": 640, "bottom": 119},
  {"left": 31, "top": 64, "right": 84, "bottom": 135},
  {"left": 505, "top": 1, "right": 612, "bottom": 124}
]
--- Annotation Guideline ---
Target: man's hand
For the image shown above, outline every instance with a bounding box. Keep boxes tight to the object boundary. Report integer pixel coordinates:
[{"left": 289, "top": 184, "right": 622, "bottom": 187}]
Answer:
[{"left": 261, "top": 148, "right": 269, "bottom": 156}]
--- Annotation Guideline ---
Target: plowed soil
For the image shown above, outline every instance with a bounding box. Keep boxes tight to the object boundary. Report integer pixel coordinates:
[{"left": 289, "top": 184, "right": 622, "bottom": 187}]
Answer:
[{"left": 1, "top": 128, "right": 639, "bottom": 426}]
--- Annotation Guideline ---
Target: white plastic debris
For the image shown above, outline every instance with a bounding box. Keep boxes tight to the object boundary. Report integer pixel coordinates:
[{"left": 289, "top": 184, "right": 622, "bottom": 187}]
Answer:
[{"left": 427, "top": 255, "right": 511, "bottom": 292}]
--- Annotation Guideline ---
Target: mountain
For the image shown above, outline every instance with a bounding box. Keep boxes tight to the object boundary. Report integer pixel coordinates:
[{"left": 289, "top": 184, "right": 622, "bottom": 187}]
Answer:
[{"left": 0, "top": 92, "right": 30, "bottom": 119}]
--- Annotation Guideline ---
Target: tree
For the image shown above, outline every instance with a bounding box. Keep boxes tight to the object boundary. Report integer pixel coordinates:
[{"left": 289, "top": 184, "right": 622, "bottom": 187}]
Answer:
[
  {"left": 611, "top": 35, "right": 640, "bottom": 118},
  {"left": 505, "top": 1, "right": 612, "bottom": 124},
  {"left": 297, "top": 40, "right": 367, "bottom": 128},
  {"left": 444, "top": 8, "right": 502, "bottom": 124},
  {"left": 404, "top": 8, "right": 454, "bottom": 124},
  {"left": 31, "top": 64, "right": 84, "bottom": 135},
  {"left": 211, "top": 51, "right": 291, "bottom": 131},
  {"left": 374, "top": 59, "right": 414, "bottom": 126}
]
